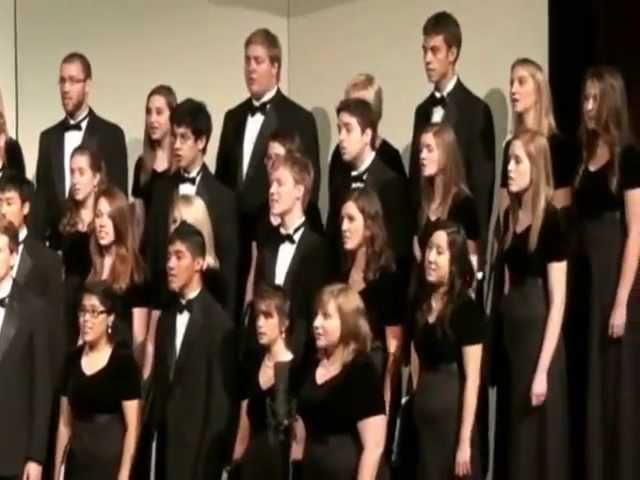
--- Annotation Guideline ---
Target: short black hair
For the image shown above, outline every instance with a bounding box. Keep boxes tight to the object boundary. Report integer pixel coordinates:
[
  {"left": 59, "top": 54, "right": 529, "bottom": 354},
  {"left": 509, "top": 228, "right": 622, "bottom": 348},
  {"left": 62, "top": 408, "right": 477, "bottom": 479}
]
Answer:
[
  {"left": 336, "top": 98, "right": 378, "bottom": 149},
  {"left": 422, "top": 11, "right": 462, "bottom": 61},
  {"left": 61, "top": 52, "right": 93, "bottom": 79},
  {"left": 171, "top": 98, "right": 213, "bottom": 154},
  {"left": 81, "top": 280, "right": 118, "bottom": 314},
  {"left": 168, "top": 221, "right": 206, "bottom": 260},
  {"left": 0, "top": 172, "right": 35, "bottom": 206}
]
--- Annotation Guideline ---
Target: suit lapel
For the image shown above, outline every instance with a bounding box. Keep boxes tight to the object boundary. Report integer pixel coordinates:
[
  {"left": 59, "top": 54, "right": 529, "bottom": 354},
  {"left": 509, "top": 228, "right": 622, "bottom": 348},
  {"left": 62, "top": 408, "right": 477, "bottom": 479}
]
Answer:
[
  {"left": 15, "top": 241, "right": 33, "bottom": 285},
  {"left": 244, "top": 91, "right": 281, "bottom": 184},
  {"left": 165, "top": 310, "right": 178, "bottom": 381},
  {"left": 172, "top": 294, "right": 204, "bottom": 381},
  {"left": 0, "top": 292, "right": 20, "bottom": 365},
  {"left": 443, "top": 81, "right": 462, "bottom": 129},
  {"left": 283, "top": 229, "right": 308, "bottom": 290},
  {"left": 52, "top": 123, "right": 66, "bottom": 202},
  {"left": 235, "top": 102, "right": 250, "bottom": 186},
  {"left": 195, "top": 165, "right": 213, "bottom": 204}
]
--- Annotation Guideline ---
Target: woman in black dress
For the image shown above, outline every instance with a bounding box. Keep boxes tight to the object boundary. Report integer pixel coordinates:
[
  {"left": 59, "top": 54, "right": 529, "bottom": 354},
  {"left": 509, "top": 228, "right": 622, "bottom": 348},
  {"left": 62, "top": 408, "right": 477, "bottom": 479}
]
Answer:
[
  {"left": 89, "top": 185, "right": 148, "bottom": 363},
  {"left": 410, "top": 220, "right": 485, "bottom": 479},
  {"left": 54, "top": 281, "right": 141, "bottom": 480},
  {"left": 60, "top": 145, "right": 107, "bottom": 347},
  {"left": 494, "top": 130, "right": 569, "bottom": 480},
  {"left": 339, "top": 188, "right": 403, "bottom": 420},
  {"left": 0, "top": 109, "right": 25, "bottom": 177},
  {"left": 498, "top": 58, "right": 579, "bottom": 213},
  {"left": 232, "top": 285, "right": 299, "bottom": 480},
  {"left": 298, "top": 283, "right": 387, "bottom": 480},
  {"left": 131, "top": 85, "right": 176, "bottom": 223},
  {"left": 575, "top": 67, "right": 640, "bottom": 480},
  {"left": 415, "top": 123, "right": 479, "bottom": 269}
]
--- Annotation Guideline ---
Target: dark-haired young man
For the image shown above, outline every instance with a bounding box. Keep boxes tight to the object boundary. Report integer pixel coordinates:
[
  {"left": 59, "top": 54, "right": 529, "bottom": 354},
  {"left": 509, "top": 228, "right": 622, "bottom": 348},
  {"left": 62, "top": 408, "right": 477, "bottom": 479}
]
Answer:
[
  {"left": 409, "top": 11, "right": 495, "bottom": 254},
  {"left": 34, "top": 52, "right": 128, "bottom": 249},
  {"left": 150, "top": 221, "right": 237, "bottom": 480},
  {"left": 145, "top": 98, "right": 239, "bottom": 316}
]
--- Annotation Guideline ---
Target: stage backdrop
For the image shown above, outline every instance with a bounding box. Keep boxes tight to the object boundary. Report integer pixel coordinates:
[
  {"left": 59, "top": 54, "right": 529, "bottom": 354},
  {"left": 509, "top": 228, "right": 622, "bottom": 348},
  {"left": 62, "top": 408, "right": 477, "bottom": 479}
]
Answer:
[{"left": 2, "top": 0, "right": 547, "bottom": 214}]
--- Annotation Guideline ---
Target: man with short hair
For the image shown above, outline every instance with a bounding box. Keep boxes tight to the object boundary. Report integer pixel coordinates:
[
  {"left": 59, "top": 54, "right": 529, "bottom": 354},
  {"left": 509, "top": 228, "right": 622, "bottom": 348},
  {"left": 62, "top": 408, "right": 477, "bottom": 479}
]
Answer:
[
  {"left": 34, "top": 52, "right": 128, "bottom": 249},
  {"left": 409, "top": 11, "right": 495, "bottom": 252}
]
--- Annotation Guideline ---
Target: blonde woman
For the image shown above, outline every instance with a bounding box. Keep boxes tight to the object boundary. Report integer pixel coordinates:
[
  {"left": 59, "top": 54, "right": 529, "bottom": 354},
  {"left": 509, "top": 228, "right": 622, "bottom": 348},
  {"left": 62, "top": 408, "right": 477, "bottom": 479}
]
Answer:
[
  {"left": 494, "top": 130, "right": 569, "bottom": 480},
  {"left": 297, "top": 283, "right": 387, "bottom": 480}
]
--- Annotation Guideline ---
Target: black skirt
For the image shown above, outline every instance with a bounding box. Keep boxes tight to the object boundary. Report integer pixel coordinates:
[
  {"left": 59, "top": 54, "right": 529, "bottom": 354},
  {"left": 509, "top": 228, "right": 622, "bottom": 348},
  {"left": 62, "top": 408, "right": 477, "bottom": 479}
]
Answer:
[
  {"left": 494, "top": 277, "right": 569, "bottom": 480},
  {"left": 581, "top": 212, "right": 640, "bottom": 480}
]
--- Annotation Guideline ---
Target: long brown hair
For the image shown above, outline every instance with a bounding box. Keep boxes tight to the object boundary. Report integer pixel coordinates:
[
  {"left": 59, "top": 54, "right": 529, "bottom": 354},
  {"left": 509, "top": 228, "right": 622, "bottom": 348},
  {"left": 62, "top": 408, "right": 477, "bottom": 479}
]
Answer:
[
  {"left": 575, "top": 66, "right": 634, "bottom": 192},
  {"left": 419, "top": 123, "right": 469, "bottom": 227},
  {"left": 504, "top": 130, "right": 553, "bottom": 252},
  {"left": 89, "top": 185, "right": 145, "bottom": 292},
  {"left": 315, "top": 283, "right": 372, "bottom": 362},
  {"left": 341, "top": 187, "right": 395, "bottom": 282},
  {"left": 510, "top": 58, "right": 557, "bottom": 137},
  {"left": 141, "top": 85, "right": 177, "bottom": 186},
  {"left": 59, "top": 145, "right": 107, "bottom": 235}
]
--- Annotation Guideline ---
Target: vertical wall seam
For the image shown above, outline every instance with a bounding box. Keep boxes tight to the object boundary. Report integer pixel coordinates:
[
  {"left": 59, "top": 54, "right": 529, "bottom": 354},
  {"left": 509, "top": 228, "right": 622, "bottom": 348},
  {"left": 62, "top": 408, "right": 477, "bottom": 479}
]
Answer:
[{"left": 13, "top": 0, "right": 19, "bottom": 138}]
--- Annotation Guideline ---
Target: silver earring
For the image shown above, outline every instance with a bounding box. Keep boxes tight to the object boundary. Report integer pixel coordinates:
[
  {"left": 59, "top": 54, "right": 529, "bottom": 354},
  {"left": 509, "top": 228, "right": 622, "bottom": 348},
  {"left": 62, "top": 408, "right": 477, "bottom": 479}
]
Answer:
[{"left": 107, "top": 323, "right": 112, "bottom": 335}]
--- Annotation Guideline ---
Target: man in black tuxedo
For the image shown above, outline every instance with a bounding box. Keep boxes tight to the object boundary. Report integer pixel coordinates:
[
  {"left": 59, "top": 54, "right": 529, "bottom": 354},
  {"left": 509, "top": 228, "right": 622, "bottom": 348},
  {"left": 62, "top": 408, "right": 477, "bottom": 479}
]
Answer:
[
  {"left": 34, "top": 52, "right": 127, "bottom": 249},
  {"left": 0, "top": 221, "right": 52, "bottom": 480},
  {"left": 253, "top": 149, "right": 331, "bottom": 361},
  {"left": 326, "top": 98, "right": 412, "bottom": 270},
  {"left": 409, "top": 11, "right": 495, "bottom": 254},
  {"left": 150, "top": 222, "right": 237, "bottom": 479},
  {"left": 215, "top": 28, "right": 320, "bottom": 309},
  {"left": 145, "top": 99, "right": 239, "bottom": 316}
]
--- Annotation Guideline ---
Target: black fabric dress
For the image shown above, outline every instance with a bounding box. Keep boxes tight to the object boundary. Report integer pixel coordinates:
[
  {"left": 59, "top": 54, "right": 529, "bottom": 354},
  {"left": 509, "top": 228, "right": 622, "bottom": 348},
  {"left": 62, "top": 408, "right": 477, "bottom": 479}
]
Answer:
[
  {"left": 298, "top": 353, "right": 387, "bottom": 480},
  {"left": 494, "top": 205, "right": 570, "bottom": 480},
  {"left": 61, "top": 230, "right": 92, "bottom": 347},
  {"left": 574, "top": 145, "right": 640, "bottom": 480},
  {"left": 63, "top": 346, "right": 141, "bottom": 480},
  {"left": 239, "top": 356, "right": 301, "bottom": 480},
  {"left": 412, "top": 294, "right": 486, "bottom": 480},
  {"left": 112, "top": 281, "right": 150, "bottom": 351},
  {"left": 131, "top": 156, "right": 169, "bottom": 214}
]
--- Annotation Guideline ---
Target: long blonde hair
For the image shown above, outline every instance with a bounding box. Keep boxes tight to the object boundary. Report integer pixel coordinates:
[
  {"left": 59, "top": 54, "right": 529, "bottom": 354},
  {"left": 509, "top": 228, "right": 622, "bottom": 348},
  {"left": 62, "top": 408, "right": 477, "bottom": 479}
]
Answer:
[
  {"left": 315, "top": 283, "right": 372, "bottom": 363},
  {"left": 419, "top": 123, "right": 469, "bottom": 228},
  {"left": 575, "top": 66, "right": 634, "bottom": 192},
  {"left": 170, "top": 194, "right": 219, "bottom": 269},
  {"left": 505, "top": 130, "right": 553, "bottom": 252},
  {"left": 511, "top": 58, "right": 557, "bottom": 137}
]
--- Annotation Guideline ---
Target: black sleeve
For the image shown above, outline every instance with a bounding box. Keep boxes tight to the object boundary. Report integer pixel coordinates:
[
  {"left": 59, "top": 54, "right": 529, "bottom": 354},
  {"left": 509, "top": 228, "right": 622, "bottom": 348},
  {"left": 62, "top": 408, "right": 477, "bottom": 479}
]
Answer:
[
  {"left": 500, "top": 140, "right": 511, "bottom": 188},
  {"left": 452, "top": 297, "right": 486, "bottom": 346},
  {"left": 453, "top": 193, "right": 480, "bottom": 242},
  {"left": 541, "top": 207, "right": 568, "bottom": 262},
  {"left": 212, "top": 188, "right": 240, "bottom": 317},
  {"left": 33, "top": 131, "right": 53, "bottom": 242},
  {"left": 29, "top": 310, "right": 53, "bottom": 464},
  {"left": 301, "top": 111, "right": 321, "bottom": 204},
  {"left": 348, "top": 355, "right": 385, "bottom": 423},
  {"left": 132, "top": 155, "right": 143, "bottom": 199},
  {"left": 214, "top": 110, "right": 235, "bottom": 188},
  {"left": 378, "top": 271, "right": 404, "bottom": 327},
  {"left": 62, "top": 349, "right": 81, "bottom": 397},
  {"left": 108, "top": 125, "right": 129, "bottom": 197},
  {"left": 115, "top": 350, "right": 142, "bottom": 400},
  {"left": 6, "top": 137, "right": 26, "bottom": 176},
  {"left": 620, "top": 145, "right": 640, "bottom": 191}
]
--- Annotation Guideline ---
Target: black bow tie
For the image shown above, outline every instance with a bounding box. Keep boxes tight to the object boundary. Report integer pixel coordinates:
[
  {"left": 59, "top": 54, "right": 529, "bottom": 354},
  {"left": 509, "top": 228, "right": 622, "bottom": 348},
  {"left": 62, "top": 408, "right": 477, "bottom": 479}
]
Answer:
[
  {"left": 0, "top": 296, "right": 9, "bottom": 309},
  {"left": 249, "top": 101, "right": 270, "bottom": 117},
  {"left": 177, "top": 300, "right": 193, "bottom": 315},
  {"left": 431, "top": 94, "right": 447, "bottom": 108},
  {"left": 63, "top": 112, "right": 89, "bottom": 132},
  {"left": 179, "top": 168, "right": 201, "bottom": 186},
  {"left": 278, "top": 222, "right": 305, "bottom": 245},
  {"left": 350, "top": 170, "right": 369, "bottom": 189}
]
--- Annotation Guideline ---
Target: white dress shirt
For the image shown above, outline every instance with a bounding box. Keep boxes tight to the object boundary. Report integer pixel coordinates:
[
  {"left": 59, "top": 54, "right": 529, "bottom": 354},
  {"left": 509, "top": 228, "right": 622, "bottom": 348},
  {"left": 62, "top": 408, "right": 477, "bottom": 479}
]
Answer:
[
  {"left": 177, "top": 164, "right": 203, "bottom": 196},
  {"left": 274, "top": 217, "right": 306, "bottom": 286},
  {"left": 63, "top": 109, "right": 90, "bottom": 195},
  {"left": 0, "top": 275, "right": 14, "bottom": 334},
  {"left": 430, "top": 75, "right": 458, "bottom": 124},
  {"left": 175, "top": 287, "right": 201, "bottom": 357},
  {"left": 242, "top": 85, "right": 278, "bottom": 180},
  {"left": 350, "top": 151, "right": 376, "bottom": 189}
]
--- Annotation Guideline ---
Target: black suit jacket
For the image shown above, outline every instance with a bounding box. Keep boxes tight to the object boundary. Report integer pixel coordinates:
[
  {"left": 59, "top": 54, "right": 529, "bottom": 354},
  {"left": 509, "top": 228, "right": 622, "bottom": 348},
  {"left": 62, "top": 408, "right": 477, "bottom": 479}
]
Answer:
[
  {"left": 34, "top": 108, "right": 128, "bottom": 248},
  {"left": 254, "top": 227, "right": 332, "bottom": 359},
  {"left": 145, "top": 165, "right": 240, "bottom": 316},
  {"left": 0, "top": 283, "right": 51, "bottom": 476},
  {"left": 15, "top": 234, "right": 65, "bottom": 373},
  {"left": 150, "top": 289, "right": 237, "bottom": 480},
  {"left": 215, "top": 88, "right": 320, "bottom": 216},
  {"left": 326, "top": 156, "right": 413, "bottom": 268},
  {"left": 409, "top": 80, "right": 495, "bottom": 245}
]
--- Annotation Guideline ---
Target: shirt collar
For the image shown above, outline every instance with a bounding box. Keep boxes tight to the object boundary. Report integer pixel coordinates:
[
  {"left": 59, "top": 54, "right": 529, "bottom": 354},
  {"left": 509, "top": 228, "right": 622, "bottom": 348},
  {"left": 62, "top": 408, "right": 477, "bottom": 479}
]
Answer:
[
  {"left": 0, "top": 275, "right": 13, "bottom": 299},
  {"left": 434, "top": 74, "right": 458, "bottom": 98},
  {"left": 280, "top": 216, "right": 306, "bottom": 236},
  {"left": 19, "top": 226, "right": 27, "bottom": 244},
  {"left": 66, "top": 107, "right": 91, "bottom": 126},
  {"left": 252, "top": 85, "right": 278, "bottom": 107},
  {"left": 180, "top": 286, "right": 202, "bottom": 304},
  {"left": 351, "top": 151, "right": 376, "bottom": 176}
]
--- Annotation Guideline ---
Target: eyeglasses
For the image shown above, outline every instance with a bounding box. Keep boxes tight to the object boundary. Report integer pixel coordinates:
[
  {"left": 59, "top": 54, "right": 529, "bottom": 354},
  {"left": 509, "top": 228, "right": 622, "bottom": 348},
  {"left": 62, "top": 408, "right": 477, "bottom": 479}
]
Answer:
[
  {"left": 77, "top": 308, "right": 108, "bottom": 319},
  {"left": 58, "top": 77, "right": 87, "bottom": 87}
]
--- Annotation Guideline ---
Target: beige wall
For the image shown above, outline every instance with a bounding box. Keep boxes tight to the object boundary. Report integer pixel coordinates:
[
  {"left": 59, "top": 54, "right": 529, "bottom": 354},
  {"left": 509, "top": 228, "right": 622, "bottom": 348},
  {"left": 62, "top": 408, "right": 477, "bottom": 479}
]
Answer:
[
  {"left": 10, "top": 0, "right": 547, "bottom": 205},
  {"left": 0, "top": 0, "right": 16, "bottom": 135}
]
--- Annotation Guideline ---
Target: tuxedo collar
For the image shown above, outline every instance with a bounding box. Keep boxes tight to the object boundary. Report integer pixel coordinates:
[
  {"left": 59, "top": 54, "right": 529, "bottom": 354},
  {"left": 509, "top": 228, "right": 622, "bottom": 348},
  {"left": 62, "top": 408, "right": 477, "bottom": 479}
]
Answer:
[
  {"left": 433, "top": 74, "right": 458, "bottom": 98},
  {"left": 251, "top": 85, "right": 279, "bottom": 107}
]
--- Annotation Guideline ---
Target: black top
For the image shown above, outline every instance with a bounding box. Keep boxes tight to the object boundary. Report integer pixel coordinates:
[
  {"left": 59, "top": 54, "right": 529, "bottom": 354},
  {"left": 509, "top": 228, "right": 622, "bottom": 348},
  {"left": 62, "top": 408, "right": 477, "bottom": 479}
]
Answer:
[
  {"left": 417, "top": 190, "right": 480, "bottom": 250},
  {"left": 501, "top": 133, "right": 579, "bottom": 189},
  {"left": 61, "top": 230, "right": 92, "bottom": 280},
  {"left": 329, "top": 138, "right": 406, "bottom": 187},
  {"left": 132, "top": 155, "right": 170, "bottom": 212},
  {"left": 413, "top": 294, "right": 486, "bottom": 369},
  {"left": 356, "top": 269, "right": 404, "bottom": 345},
  {"left": 503, "top": 205, "right": 568, "bottom": 282},
  {"left": 63, "top": 347, "right": 141, "bottom": 418},
  {"left": 1, "top": 137, "right": 26, "bottom": 177},
  {"left": 574, "top": 144, "right": 640, "bottom": 220},
  {"left": 298, "top": 353, "right": 385, "bottom": 436}
]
